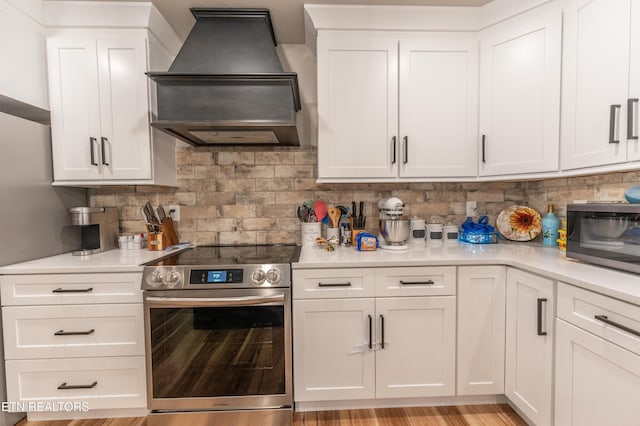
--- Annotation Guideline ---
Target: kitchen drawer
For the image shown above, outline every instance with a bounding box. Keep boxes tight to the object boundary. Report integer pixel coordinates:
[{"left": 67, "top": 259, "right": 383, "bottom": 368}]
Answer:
[
  {"left": 375, "top": 266, "right": 456, "bottom": 297},
  {"left": 5, "top": 356, "right": 146, "bottom": 410},
  {"left": 0, "top": 273, "right": 143, "bottom": 306},
  {"left": 2, "top": 304, "right": 144, "bottom": 359},
  {"left": 557, "top": 282, "right": 640, "bottom": 356},
  {"left": 293, "top": 268, "right": 375, "bottom": 299}
]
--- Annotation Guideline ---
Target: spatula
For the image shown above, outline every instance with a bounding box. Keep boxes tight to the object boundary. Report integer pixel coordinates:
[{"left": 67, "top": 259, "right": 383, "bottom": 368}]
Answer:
[
  {"left": 327, "top": 207, "right": 341, "bottom": 228},
  {"left": 313, "top": 200, "right": 328, "bottom": 223}
]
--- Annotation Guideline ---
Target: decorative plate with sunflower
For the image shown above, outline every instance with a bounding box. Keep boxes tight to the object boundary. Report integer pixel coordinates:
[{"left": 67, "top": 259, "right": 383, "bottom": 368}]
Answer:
[{"left": 496, "top": 205, "right": 542, "bottom": 241}]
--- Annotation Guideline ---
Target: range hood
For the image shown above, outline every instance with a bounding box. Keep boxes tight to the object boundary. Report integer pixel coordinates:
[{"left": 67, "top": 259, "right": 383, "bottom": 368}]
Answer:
[{"left": 147, "top": 8, "right": 302, "bottom": 146}]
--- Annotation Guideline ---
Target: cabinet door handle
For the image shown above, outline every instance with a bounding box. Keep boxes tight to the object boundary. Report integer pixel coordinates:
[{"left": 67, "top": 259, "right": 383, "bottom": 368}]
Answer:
[
  {"left": 399, "top": 280, "right": 434, "bottom": 285},
  {"left": 380, "top": 314, "right": 385, "bottom": 349},
  {"left": 628, "top": 99, "right": 639, "bottom": 140},
  {"left": 537, "top": 298, "right": 548, "bottom": 336},
  {"left": 317, "top": 281, "right": 351, "bottom": 287},
  {"left": 52, "top": 287, "right": 93, "bottom": 293},
  {"left": 368, "top": 314, "right": 373, "bottom": 349},
  {"left": 609, "top": 104, "right": 621, "bottom": 144},
  {"left": 403, "top": 136, "right": 408, "bottom": 164},
  {"left": 594, "top": 315, "right": 640, "bottom": 338},
  {"left": 391, "top": 136, "right": 397, "bottom": 164},
  {"left": 57, "top": 381, "right": 97, "bottom": 390},
  {"left": 89, "top": 137, "right": 98, "bottom": 166},
  {"left": 100, "top": 137, "right": 109, "bottom": 165},
  {"left": 481, "top": 134, "right": 486, "bottom": 163},
  {"left": 54, "top": 329, "right": 95, "bottom": 336}
]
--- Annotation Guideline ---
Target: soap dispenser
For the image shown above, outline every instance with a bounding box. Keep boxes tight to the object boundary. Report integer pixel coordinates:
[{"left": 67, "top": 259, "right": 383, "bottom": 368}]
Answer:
[{"left": 542, "top": 204, "right": 560, "bottom": 246}]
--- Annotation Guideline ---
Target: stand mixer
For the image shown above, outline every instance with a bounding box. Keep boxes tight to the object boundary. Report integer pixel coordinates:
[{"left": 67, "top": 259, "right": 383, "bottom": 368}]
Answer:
[{"left": 378, "top": 197, "right": 410, "bottom": 250}]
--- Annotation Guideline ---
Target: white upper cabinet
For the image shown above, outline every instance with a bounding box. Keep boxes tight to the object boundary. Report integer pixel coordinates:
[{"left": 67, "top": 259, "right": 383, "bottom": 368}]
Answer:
[
  {"left": 48, "top": 37, "right": 103, "bottom": 181},
  {"left": 399, "top": 37, "right": 478, "bottom": 178},
  {"left": 630, "top": 2, "right": 640, "bottom": 162},
  {"left": 317, "top": 33, "right": 398, "bottom": 180},
  {"left": 478, "top": 2, "right": 562, "bottom": 176},
  {"left": 316, "top": 31, "right": 478, "bottom": 181},
  {"left": 48, "top": 36, "right": 153, "bottom": 182},
  {"left": 44, "top": 2, "right": 180, "bottom": 187},
  {"left": 561, "top": 0, "right": 640, "bottom": 169}
]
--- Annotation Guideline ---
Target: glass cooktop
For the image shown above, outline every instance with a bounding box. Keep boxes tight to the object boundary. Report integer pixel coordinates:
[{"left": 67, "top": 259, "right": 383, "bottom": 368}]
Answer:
[{"left": 146, "top": 244, "right": 300, "bottom": 267}]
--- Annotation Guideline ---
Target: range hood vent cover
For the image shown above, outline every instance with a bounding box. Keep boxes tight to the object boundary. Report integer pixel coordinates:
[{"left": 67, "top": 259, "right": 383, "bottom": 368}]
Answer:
[{"left": 147, "top": 8, "right": 301, "bottom": 146}]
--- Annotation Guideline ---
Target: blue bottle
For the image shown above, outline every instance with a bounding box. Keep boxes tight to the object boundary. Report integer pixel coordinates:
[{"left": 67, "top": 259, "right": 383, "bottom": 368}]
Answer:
[{"left": 542, "top": 204, "right": 560, "bottom": 246}]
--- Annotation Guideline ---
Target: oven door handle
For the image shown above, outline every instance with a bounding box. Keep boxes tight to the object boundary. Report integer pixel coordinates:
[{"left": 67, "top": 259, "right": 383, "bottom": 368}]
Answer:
[{"left": 145, "top": 294, "right": 285, "bottom": 307}]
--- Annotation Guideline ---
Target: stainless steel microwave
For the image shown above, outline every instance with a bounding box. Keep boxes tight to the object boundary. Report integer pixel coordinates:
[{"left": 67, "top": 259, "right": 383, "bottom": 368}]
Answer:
[{"left": 567, "top": 203, "right": 640, "bottom": 274}]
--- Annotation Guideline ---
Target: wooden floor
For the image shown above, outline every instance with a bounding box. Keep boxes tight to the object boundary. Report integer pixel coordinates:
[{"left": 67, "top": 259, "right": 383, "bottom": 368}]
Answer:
[{"left": 15, "top": 404, "right": 526, "bottom": 426}]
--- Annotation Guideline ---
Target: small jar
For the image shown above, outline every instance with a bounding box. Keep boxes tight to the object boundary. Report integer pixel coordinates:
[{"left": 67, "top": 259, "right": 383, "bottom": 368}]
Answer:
[{"left": 133, "top": 234, "right": 143, "bottom": 250}]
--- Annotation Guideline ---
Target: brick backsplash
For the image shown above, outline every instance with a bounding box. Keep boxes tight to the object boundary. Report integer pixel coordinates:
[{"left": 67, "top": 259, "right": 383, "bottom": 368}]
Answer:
[{"left": 89, "top": 145, "right": 640, "bottom": 245}]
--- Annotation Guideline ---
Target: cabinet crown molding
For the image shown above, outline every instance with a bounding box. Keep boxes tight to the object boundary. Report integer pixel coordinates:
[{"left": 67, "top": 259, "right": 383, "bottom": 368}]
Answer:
[
  {"left": 43, "top": 1, "right": 181, "bottom": 54},
  {"left": 304, "top": 0, "right": 554, "bottom": 51}
]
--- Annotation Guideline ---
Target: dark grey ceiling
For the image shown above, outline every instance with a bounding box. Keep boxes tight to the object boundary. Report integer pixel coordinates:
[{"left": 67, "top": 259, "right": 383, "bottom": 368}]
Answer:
[{"left": 53, "top": 0, "right": 492, "bottom": 44}]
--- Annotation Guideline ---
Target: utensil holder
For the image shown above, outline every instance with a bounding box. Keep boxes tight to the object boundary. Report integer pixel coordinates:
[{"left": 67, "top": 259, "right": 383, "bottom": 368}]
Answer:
[
  {"left": 301, "top": 222, "right": 321, "bottom": 246},
  {"left": 325, "top": 227, "right": 340, "bottom": 240}
]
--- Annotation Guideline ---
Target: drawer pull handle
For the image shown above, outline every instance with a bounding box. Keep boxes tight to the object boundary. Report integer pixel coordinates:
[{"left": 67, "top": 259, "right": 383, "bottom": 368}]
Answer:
[
  {"left": 594, "top": 315, "right": 640, "bottom": 338},
  {"left": 52, "top": 287, "right": 94, "bottom": 293},
  {"left": 399, "top": 280, "right": 434, "bottom": 285},
  {"left": 54, "top": 329, "right": 95, "bottom": 336},
  {"left": 57, "top": 381, "right": 98, "bottom": 390},
  {"left": 318, "top": 282, "right": 352, "bottom": 287},
  {"left": 537, "top": 298, "right": 548, "bottom": 336}
]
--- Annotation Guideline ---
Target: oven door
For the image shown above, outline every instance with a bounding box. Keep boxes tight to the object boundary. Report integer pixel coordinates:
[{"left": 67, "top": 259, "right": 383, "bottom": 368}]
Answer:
[{"left": 143, "top": 288, "right": 292, "bottom": 411}]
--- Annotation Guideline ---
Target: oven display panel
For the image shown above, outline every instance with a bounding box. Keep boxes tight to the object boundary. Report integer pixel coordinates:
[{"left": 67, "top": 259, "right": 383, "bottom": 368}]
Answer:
[{"left": 190, "top": 269, "right": 244, "bottom": 284}]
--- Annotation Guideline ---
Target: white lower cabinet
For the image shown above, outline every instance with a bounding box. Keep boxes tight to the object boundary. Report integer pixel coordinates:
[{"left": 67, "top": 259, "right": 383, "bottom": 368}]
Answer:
[
  {"left": 292, "top": 267, "right": 456, "bottom": 403},
  {"left": 457, "top": 266, "right": 506, "bottom": 396},
  {"left": 0, "top": 272, "right": 146, "bottom": 417},
  {"left": 293, "top": 298, "right": 376, "bottom": 401},
  {"left": 505, "top": 268, "right": 554, "bottom": 426},
  {"left": 5, "top": 356, "right": 146, "bottom": 410},
  {"left": 375, "top": 296, "right": 456, "bottom": 398},
  {"left": 555, "top": 282, "right": 640, "bottom": 426}
]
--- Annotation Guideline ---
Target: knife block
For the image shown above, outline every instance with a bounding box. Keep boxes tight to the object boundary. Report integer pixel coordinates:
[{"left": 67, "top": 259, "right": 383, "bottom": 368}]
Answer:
[
  {"left": 147, "top": 218, "right": 179, "bottom": 251},
  {"left": 160, "top": 218, "right": 179, "bottom": 246},
  {"left": 148, "top": 232, "right": 167, "bottom": 251}
]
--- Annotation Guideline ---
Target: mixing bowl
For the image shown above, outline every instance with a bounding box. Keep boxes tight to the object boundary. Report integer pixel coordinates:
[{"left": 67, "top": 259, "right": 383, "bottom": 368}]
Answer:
[
  {"left": 583, "top": 217, "right": 629, "bottom": 239},
  {"left": 379, "top": 219, "right": 410, "bottom": 245}
]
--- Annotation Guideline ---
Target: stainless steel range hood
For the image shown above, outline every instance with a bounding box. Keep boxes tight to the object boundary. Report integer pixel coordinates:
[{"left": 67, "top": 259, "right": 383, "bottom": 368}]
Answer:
[{"left": 147, "top": 8, "right": 302, "bottom": 146}]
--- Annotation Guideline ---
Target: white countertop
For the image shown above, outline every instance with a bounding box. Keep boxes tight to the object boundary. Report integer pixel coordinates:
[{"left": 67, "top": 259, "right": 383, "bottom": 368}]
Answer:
[
  {"left": 0, "top": 246, "right": 191, "bottom": 274},
  {"left": 294, "top": 242, "right": 640, "bottom": 306}
]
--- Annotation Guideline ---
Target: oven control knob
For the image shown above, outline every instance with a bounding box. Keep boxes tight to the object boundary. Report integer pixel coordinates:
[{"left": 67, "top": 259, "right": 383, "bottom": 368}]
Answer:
[
  {"left": 251, "top": 269, "right": 266, "bottom": 285},
  {"left": 266, "top": 269, "right": 281, "bottom": 284},
  {"left": 164, "top": 270, "right": 182, "bottom": 288},
  {"left": 146, "top": 270, "right": 165, "bottom": 287}
]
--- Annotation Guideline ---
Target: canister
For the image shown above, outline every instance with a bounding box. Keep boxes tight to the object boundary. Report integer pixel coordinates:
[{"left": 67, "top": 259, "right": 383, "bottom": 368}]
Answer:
[
  {"left": 409, "top": 217, "right": 426, "bottom": 244},
  {"left": 426, "top": 223, "right": 443, "bottom": 243},
  {"left": 443, "top": 224, "right": 460, "bottom": 243}
]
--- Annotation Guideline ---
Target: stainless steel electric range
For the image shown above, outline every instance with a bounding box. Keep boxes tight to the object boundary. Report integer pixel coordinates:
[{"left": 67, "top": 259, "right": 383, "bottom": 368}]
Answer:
[{"left": 141, "top": 244, "right": 300, "bottom": 426}]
